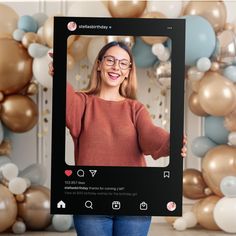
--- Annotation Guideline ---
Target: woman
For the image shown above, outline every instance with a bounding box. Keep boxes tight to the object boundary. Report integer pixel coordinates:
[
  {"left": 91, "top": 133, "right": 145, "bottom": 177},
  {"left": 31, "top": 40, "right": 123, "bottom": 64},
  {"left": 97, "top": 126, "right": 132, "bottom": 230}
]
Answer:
[{"left": 49, "top": 41, "right": 186, "bottom": 236}]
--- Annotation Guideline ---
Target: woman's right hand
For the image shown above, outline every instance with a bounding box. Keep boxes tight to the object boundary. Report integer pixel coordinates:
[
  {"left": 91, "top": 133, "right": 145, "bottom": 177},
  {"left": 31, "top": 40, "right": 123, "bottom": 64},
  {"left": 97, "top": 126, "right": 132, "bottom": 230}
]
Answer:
[{"left": 48, "top": 52, "right": 54, "bottom": 76}]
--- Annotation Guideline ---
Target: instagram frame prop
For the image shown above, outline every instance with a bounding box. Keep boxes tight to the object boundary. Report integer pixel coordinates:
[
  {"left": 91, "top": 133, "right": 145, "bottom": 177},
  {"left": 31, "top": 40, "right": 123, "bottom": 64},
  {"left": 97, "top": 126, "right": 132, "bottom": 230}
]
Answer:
[{"left": 51, "top": 17, "right": 185, "bottom": 216}]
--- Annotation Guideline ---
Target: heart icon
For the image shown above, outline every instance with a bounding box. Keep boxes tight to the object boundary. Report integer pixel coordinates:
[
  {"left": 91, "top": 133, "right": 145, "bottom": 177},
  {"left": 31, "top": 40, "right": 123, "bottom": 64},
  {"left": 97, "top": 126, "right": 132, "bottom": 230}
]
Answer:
[{"left": 65, "top": 170, "right": 72, "bottom": 177}]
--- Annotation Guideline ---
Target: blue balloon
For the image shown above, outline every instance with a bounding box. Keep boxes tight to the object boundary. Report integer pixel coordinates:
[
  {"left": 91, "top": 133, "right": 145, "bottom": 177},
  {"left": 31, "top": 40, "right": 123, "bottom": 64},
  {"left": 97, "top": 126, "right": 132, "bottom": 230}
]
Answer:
[
  {"left": 223, "top": 66, "right": 236, "bottom": 83},
  {"left": 52, "top": 215, "right": 73, "bottom": 232},
  {"left": 220, "top": 176, "right": 236, "bottom": 197},
  {"left": 132, "top": 37, "right": 157, "bottom": 68},
  {"left": 183, "top": 15, "right": 216, "bottom": 66},
  {"left": 12, "top": 29, "right": 25, "bottom": 41},
  {"left": 191, "top": 136, "right": 217, "bottom": 157},
  {"left": 18, "top": 15, "right": 38, "bottom": 33},
  {"left": 205, "top": 116, "right": 229, "bottom": 144}
]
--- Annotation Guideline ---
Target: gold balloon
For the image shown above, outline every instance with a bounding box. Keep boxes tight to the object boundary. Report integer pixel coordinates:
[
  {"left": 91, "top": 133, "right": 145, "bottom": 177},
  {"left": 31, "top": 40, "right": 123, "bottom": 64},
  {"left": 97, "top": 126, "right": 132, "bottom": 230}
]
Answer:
[
  {"left": 108, "top": 0, "right": 147, "bottom": 18},
  {"left": 0, "top": 91, "right": 4, "bottom": 102},
  {"left": 15, "top": 194, "right": 25, "bottom": 203},
  {"left": 67, "top": 35, "right": 76, "bottom": 48},
  {"left": 0, "top": 140, "right": 12, "bottom": 156},
  {"left": 191, "top": 199, "right": 203, "bottom": 215},
  {"left": 107, "top": 35, "right": 135, "bottom": 49},
  {"left": 183, "top": 168, "right": 208, "bottom": 199},
  {"left": 69, "top": 36, "right": 91, "bottom": 61},
  {"left": 202, "top": 145, "right": 236, "bottom": 196},
  {"left": 224, "top": 109, "right": 236, "bottom": 132},
  {"left": 165, "top": 216, "right": 179, "bottom": 224},
  {"left": 0, "top": 38, "right": 32, "bottom": 95},
  {"left": 0, "top": 184, "right": 17, "bottom": 232},
  {"left": 17, "top": 186, "right": 52, "bottom": 230},
  {"left": 183, "top": 1, "right": 227, "bottom": 32},
  {"left": 210, "top": 61, "right": 220, "bottom": 72},
  {"left": 43, "top": 16, "right": 54, "bottom": 48},
  {"left": 22, "top": 32, "right": 41, "bottom": 48},
  {"left": 198, "top": 71, "right": 236, "bottom": 116},
  {"left": 26, "top": 82, "right": 38, "bottom": 96},
  {"left": 0, "top": 3, "right": 18, "bottom": 39},
  {"left": 215, "top": 30, "right": 236, "bottom": 65},
  {"left": 188, "top": 92, "right": 208, "bottom": 116},
  {"left": 141, "top": 12, "right": 167, "bottom": 45},
  {"left": 187, "top": 67, "right": 204, "bottom": 81},
  {"left": 0, "top": 95, "right": 38, "bottom": 133},
  {"left": 196, "top": 195, "right": 221, "bottom": 230},
  {"left": 190, "top": 79, "right": 201, "bottom": 93}
]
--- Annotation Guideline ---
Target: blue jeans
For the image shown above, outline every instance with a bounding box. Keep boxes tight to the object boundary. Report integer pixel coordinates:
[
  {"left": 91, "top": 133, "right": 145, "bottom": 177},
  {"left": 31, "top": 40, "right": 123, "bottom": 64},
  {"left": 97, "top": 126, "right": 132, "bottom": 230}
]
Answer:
[{"left": 73, "top": 215, "right": 151, "bottom": 236}]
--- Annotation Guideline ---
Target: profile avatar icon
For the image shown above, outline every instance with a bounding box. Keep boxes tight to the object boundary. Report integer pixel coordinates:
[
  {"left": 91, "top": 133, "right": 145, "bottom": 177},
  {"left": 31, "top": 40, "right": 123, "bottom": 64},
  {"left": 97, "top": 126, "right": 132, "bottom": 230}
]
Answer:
[{"left": 67, "top": 21, "right": 77, "bottom": 31}]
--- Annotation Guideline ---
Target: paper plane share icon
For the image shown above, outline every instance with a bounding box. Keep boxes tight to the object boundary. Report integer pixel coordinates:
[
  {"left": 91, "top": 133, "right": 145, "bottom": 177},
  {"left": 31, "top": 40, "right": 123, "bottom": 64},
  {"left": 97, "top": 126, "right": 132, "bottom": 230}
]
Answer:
[{"left": 89, "top": 170, "right": 97, "bottom": 177}]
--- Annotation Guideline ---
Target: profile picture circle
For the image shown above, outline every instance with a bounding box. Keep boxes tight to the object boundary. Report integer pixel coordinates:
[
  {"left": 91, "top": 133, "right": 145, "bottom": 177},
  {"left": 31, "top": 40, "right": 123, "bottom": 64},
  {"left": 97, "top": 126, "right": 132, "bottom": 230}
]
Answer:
[
  {"left": 166, "top": 201, "right": 176, "bottom": 211},
  {"left": 67, "top": 21, "right": 77, "bottom": 31}
]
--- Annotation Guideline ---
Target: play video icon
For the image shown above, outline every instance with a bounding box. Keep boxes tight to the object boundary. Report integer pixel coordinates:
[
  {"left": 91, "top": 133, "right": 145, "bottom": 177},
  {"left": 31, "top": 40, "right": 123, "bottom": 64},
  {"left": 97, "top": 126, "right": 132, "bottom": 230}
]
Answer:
[{"left": 89, "top": 170, "right": 97, "bottom": 177}]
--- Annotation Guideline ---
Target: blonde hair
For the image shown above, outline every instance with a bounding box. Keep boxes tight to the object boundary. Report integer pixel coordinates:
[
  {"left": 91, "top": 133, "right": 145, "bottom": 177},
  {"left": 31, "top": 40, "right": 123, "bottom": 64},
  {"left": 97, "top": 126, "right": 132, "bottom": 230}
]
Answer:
[{"left": 82, "top": 41, "right": 137, "bottom": 100}]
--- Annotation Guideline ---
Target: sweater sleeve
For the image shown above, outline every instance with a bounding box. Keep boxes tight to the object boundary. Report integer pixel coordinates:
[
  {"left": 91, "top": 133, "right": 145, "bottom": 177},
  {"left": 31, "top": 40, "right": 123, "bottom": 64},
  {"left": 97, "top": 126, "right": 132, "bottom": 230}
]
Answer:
[
  {"left": 135, "top": 104, "right": 170, "bottom": 159},
  {"left": 66, "top": 83, "right": 86, "bottom": 138}
]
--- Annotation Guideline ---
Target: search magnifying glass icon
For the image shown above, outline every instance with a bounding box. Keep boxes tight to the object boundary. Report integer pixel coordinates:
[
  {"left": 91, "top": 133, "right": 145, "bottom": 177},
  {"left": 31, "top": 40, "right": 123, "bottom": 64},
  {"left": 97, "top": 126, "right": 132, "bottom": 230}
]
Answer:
[{"left": 85, "top": 200, "right": 93, "bottom": 209}]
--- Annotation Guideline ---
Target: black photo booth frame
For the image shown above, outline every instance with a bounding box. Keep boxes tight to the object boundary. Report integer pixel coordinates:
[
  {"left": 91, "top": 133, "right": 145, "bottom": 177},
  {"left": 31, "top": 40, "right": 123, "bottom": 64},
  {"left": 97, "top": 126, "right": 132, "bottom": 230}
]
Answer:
[{"left": 51, "top": 17, "right": 185, "bottom": 216}]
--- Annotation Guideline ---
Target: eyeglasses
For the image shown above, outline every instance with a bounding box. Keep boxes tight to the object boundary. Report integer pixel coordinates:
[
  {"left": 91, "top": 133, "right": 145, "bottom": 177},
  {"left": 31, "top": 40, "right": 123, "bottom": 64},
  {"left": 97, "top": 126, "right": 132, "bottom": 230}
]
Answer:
[{"left": 103, "top": 55, "right": 131, "bottom": 70}]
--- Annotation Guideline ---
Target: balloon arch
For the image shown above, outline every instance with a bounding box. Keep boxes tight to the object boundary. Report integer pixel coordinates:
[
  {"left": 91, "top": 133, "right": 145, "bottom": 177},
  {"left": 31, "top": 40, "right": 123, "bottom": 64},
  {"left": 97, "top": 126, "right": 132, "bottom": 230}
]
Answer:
[{"left": 0, "top": 0, "right": 236, "bottom": 234}]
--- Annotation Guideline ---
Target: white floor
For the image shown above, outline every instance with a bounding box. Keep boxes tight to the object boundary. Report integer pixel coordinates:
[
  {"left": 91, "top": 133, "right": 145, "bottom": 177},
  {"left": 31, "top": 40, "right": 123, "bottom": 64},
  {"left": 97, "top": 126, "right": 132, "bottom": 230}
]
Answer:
[{"left": 1, "top": 223, "right": 234, "bottom": 236}]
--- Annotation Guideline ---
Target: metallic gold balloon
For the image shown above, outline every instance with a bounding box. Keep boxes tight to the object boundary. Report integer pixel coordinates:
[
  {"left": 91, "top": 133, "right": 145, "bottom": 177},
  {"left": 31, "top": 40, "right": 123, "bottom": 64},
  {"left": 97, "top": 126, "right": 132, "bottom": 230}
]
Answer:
[
  {"left": 202, "top": 145, "right": 236, "bottom": 196},
  {"left": 108, "top": 0, "right": 147, "bottom": 18},
  {"left": 15, "top": 194, "right": 25, "bottom": 203},
  {"left": 43, "top": 16, "right": 54, "bottom": 48},
  {"left": 188, "top": 92, "right": 208, "bottom": 116},
  {"left": 191, "top": 199, "right": 203, "bottom": 215},
  {"left": 0, "top": 92, "right": 4, "bottom": 102},
  {"left": 26, "top": 82, "right": 38, "bottom": 96},
  {"left": 165, "top": 216, "right": 179, "bottom": 224},
  {"left": 196, "top": 195, "right": 221, "bottom": 230},
  {"left": 183, "top": 168, "right": 208, "bottom": 199},
  {"left": 0, "top": 184, "right": 17, "bottom": 232},
  {"left": 69, "top": 36, "right": 91, "bottom": 61},
  {"left": 67, "top": 35, "right": 76, "bottom": 48},
  {"left": 107, "top": 35, "right": 135, "bottom": 49},
  {"left": 198, "top": 71, "right": 236, "bottom": 116},
  {"left": 224, "top": 109, "right": 236, "bottom": 132},
  {"left": 0, "top": 4, "right": 18, "bottom": 39},
  {"left": 190, "top": 79, "right": 201, "bottom": 93},
  {"left": 0, "top": 95, "right": 38, "bottom": 133},
  {"left": 141, "top": 12, "right": 167, "bottom": 45},
  {"left": 215, "top": 30, "right": 236, "bottom": 65},
  {"left": 22, "top": 32, "right": 41, "bottom": 48},
  {"left": 17, "top": 186, "right": 52, "bottom": 230},
  {"left": 0, "top": 140, "right": 12, "bottom": 156},
  {"left": 0, "top": 39, "right": 32, "bottom": 95},
  {"left": 183, "top": 1, "right": 227, "bottom": 32},
  {"left": 210, "top": 61, "right": 220, "bottom": 72}
]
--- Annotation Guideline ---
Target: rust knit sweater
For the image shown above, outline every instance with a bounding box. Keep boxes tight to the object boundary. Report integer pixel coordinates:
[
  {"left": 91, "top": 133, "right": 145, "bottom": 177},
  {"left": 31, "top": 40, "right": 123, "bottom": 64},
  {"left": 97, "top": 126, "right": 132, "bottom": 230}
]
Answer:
[{"left": 66, "top": 83, "right": 170, "bottom": 167}]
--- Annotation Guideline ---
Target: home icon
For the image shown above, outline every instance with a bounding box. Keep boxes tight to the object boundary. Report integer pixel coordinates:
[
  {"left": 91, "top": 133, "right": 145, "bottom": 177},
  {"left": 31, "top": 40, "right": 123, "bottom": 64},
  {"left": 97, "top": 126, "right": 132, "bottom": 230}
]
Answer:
[{"left": 57, "top": 200, "right": 66, "bottom": 208}]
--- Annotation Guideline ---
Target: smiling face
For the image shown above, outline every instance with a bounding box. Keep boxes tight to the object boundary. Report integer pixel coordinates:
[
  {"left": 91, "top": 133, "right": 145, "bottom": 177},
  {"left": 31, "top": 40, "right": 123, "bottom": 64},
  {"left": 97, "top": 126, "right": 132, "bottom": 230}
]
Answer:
[{"left": 98, "top": 45, "right": 131, "bottom": 91}]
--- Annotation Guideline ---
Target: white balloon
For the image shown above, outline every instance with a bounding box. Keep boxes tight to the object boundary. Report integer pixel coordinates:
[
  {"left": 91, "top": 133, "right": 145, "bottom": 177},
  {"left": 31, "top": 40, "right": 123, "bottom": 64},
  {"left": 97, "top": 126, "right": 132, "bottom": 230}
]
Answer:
[
  {"left": 12, "top": 221, "right": 26, "bottom": 234},
  {"left": 52, "top": 214, "right": 73, "bottom": 232},
  {"left": 214, "top": 197, "right": 236, "bottom": 233},
  {"left": 1, "top": 163, "right": 18, "bottom": 181},
  {"left": 228, "top": 132, "right": 236, "bottom": 146},
  {"left": 146, "top": 1, "right": 183, "bottom": 18},
  {"left": 173, "top": 217, "right": 187, "bottom": 231},
  {"left": 37, "top": 26, "right": 46, "bottom": 45},
  {"left": 0, "top": 156, "right": 12, "bottom": 168},
  {"left": 224, "top": 1, "right": 236, "bottom": 23},
  {"left": 196, "top": 57, "right": 211, "bottom": 72},
  {"left": 33, "top": 50, "right": 53, "bottom": 88},
  {"left": 87, "top": 37, "right": 106, "bottom": 64},
  {"left": 182, "top": 212, "right": 197, "bottom": 228},
  {"left": 68, "top": 2, "right": 111, "bottom": 17},
  {"left": 9, "top": 177, "right": 27, "bottom": 194}
]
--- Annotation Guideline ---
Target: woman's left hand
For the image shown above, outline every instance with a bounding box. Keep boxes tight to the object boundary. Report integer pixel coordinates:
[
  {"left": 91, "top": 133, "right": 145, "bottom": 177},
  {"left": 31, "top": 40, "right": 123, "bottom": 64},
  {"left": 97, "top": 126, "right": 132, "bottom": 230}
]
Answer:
[{"left": 181, "top": 134, "right": 187, "bottom": 158}]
